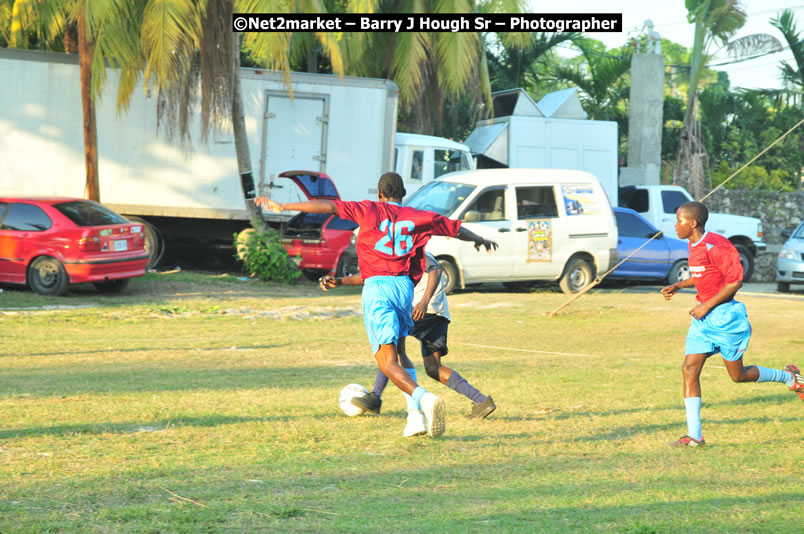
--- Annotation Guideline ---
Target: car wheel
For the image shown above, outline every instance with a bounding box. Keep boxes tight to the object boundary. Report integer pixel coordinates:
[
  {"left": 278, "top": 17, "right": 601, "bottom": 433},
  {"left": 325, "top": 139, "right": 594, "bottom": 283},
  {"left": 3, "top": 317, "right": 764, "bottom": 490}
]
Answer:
[
  {"left": 734, "top": 244, "right": 754, "bottom": 282},
  {"left": 666, "top": 260, "right": 690, "bottom": 285},
  {"left": 28, "top": 256, "right": 70, "bottom": 296},
  {"left": 777, "top": 281, "right": 790, "bottom": 293},
  {"left": 559, "top": 258, "right": 593, "bottom": 294},
  {"left": 93, "top": 279, "right": 130, "bottom": 294},
  {"left": 437, "top": 258, "right": 458, "bottom": 295},
  {"left": 336, "top": 249, "right": 360, "bottom": 277}
]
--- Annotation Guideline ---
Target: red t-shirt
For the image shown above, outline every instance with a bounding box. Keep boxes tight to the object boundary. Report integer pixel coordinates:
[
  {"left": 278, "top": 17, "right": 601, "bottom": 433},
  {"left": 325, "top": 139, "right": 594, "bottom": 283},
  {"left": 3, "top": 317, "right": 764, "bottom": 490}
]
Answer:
[
  {"left": 688, "top": 231, "right": 744, "bottom": 303},
  {"left": 334, "top": 200, "right": 461, "bottom": 281}
]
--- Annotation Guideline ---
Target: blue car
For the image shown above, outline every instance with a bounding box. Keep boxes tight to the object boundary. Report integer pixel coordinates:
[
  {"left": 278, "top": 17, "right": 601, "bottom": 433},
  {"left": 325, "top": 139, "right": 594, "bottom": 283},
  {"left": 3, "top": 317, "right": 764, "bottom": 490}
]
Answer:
[
  {"left": 609, "top": 207, "right": 690, "bottom": 284},
  {"left": 776, "top": 221, "right": 804, "bottom": 292}
]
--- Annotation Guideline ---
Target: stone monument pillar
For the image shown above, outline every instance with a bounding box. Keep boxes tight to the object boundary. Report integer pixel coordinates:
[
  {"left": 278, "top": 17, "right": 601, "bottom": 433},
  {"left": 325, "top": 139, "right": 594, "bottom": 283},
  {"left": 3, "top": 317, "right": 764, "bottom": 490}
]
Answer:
[{"left": 620, "top": 20, "right": 665, "bottom": 187}]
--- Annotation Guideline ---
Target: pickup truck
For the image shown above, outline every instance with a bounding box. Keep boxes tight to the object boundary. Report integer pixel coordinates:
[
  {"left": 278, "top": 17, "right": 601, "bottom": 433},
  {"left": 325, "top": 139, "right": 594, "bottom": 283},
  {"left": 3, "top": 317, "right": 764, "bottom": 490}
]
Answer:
[{"left": 618, "top": 185, "right": 766, "bottom": 281}]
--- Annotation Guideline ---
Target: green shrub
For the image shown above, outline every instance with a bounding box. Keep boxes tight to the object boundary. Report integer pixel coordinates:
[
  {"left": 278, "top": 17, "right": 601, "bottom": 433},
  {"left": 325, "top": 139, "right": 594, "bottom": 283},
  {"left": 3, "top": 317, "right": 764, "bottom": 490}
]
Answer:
[{"left": 234, "top": 223, "right": 301, "bottom": 284}]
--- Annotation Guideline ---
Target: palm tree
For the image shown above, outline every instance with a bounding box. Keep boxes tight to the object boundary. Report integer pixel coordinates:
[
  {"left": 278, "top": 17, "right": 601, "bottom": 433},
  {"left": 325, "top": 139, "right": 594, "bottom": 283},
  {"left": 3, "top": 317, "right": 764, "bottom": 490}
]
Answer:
[
  {"left": 675, "top": 0, "right": 746, "bottom": 198},
  {"left": 334, "top": 0, "right": 529, "bottom": 137},
  {"left": 550, "top": 39, "right": 633, "bottom": 143},
  {"left": 131, "top": 0, "right": 350, "bottom": 227},
  {"left": 771, "top": 9, "right": 804, "bottom": 91}
]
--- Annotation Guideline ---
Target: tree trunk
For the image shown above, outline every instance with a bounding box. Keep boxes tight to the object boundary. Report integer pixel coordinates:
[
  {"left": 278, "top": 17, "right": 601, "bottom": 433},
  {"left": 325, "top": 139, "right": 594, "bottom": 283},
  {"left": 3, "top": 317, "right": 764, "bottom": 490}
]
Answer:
[
  {"left": 231, "top": 33, "right": 265, "bottom": 231},
  {"left": 78, "top": 14, "right": 99, "bottom": 201}
]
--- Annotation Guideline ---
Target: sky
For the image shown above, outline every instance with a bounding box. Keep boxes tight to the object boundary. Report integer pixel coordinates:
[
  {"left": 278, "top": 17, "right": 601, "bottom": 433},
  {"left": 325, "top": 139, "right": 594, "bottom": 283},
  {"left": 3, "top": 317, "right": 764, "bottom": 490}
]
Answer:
[{"left": 531, "top": 0, "right": 804, "bottom": 90}]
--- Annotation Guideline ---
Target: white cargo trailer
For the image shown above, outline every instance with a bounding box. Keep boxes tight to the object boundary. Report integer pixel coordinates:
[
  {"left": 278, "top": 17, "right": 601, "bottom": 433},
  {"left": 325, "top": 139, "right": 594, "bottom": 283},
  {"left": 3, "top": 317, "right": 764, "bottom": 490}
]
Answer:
[{"left": 0, "top": 48, "right": 398, "bottom": 264}]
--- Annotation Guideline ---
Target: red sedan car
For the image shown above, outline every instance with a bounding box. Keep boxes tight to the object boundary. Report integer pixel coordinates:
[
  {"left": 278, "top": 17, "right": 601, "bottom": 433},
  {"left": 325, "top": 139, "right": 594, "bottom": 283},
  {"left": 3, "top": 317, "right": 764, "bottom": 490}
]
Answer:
[
  {"left": 276, "top": 171, "right": 359, "bottom": 280},
  {"left": 0, "top": 197, "right": 149, "bottom": 296}
]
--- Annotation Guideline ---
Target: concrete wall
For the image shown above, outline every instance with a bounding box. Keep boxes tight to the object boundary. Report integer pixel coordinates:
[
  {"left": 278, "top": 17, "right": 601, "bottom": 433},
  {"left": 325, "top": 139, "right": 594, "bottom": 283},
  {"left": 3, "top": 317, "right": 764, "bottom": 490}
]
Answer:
[{"left": 706, "top": 189, "right": 804, "bottom": 281}]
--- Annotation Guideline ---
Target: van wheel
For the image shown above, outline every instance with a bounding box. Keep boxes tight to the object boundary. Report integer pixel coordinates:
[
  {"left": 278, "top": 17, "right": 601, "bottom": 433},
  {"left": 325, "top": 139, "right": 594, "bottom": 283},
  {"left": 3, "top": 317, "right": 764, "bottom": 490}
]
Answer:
[
  {"left": 734, "top": 244, "right": 754, "bottom": 282},
  {"left": 28, "top": 256, "right": 70, "bottom": 296},
  {"left": 93, "top": 279, "right": 130, "bottom": 293},
  {"left": 559, "top": 258, "right": 593, "bottom": 294},
  {"left": 666, "top": 260, "right": 690, "bottom": 285},
  {"left": 777, "top": 281, "right": 790, "bottom": 293},
  {"left": 437, "top": 258, "right": 458, "bottom": 295}
]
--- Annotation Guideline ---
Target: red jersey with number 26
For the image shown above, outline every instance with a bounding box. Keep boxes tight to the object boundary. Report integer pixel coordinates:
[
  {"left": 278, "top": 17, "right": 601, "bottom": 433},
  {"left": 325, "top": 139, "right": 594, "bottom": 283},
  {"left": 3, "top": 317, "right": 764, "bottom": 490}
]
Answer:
[
  {"left": 334, "top": 200, "right": 461, "bottom": 281},
  {"left": 688, "top": 231, "right": 744, "bottom": 304}
]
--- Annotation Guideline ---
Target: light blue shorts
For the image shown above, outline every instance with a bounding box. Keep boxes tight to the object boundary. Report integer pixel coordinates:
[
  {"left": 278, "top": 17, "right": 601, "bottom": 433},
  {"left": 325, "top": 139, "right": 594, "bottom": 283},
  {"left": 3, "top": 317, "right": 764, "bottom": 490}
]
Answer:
[
  {"left": 685, "top": 300, "right": 752, "bottom": 361},
  {"left": 362, "top": 276, "right": 414, "bottom": 355}
]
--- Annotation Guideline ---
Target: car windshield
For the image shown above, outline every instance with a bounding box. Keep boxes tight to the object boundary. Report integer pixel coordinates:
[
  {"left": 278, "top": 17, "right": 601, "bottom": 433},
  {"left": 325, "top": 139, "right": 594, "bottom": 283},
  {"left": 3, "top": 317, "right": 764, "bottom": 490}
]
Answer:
[
  {"left": 404, "top": 181, "right": 475, "bottom": 216},
  {"left": 53, "top": 200, "right": 129, "bottom": 226},
  {"left": 794, "top": 224, "right": 804, "bottom": 239}
]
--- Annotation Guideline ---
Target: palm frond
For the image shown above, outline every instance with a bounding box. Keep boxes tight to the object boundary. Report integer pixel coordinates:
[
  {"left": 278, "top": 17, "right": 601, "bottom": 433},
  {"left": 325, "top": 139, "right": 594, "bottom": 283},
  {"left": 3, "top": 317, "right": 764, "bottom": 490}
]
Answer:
[
  {"left": 140, "top": 0, "right": 202, "bottom": 92},
  {"left": 433, "top": 30, "right": 478, "bottom": 97},
  {"left": 390, "top": 31, "right": 430, "bottom": 107}
]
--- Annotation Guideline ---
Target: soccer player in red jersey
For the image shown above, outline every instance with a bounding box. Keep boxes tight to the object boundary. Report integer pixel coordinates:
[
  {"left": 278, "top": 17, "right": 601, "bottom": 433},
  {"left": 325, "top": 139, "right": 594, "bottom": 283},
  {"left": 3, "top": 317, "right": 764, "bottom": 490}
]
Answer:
[
  {"left": 256, "top": 172, "right": 497, "bottom": 437},
  {"left": 661, "top": 201, "right": 803, "bottom": 447}
]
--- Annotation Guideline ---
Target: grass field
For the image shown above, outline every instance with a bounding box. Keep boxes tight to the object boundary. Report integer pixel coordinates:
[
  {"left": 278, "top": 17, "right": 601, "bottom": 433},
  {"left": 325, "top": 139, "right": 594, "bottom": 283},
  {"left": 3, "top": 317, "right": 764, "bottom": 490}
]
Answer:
[{"left": 1, "top": 273, "right": 802, "bottom": 533}]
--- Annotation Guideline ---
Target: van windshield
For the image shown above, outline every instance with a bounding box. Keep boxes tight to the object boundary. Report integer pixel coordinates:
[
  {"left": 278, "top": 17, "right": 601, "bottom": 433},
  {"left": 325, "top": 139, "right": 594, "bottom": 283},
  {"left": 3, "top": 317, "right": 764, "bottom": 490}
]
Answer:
[{"left": 404, "top": 181, "right": 475, "bottom": 216}]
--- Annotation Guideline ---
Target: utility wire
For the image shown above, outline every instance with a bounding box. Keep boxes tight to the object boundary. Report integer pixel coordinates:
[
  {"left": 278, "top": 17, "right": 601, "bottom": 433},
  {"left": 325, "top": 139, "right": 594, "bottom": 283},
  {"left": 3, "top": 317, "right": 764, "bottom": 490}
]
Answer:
[{"left": 548, "top": 116, "right": 804, "bottom": 317}]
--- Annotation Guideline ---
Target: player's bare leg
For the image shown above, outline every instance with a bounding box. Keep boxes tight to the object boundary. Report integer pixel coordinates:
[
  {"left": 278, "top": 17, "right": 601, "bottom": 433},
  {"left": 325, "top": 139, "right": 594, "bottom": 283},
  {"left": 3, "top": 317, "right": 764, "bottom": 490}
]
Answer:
[{"left": 722, "top": 357, "right": 759, "bottom": 383}]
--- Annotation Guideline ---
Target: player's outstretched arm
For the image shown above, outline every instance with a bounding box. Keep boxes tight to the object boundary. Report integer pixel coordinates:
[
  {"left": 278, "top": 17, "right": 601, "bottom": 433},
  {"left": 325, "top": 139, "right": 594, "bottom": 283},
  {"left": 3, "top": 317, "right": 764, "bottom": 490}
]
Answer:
[
  {"left": 255, "top": 197, "right": 337, "bottom": 214},
  {"left": 456, "top": 226, "right": 498, "bottom": 252}
]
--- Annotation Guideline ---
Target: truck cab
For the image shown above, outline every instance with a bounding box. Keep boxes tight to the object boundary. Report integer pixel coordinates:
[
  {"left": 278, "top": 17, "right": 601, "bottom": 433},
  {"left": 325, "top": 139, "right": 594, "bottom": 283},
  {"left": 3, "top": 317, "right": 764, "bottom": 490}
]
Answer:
[
  {"left": 618, "top": 185, "right": 766, "bottom": 281},
  {"left": 394, "top": 133, "right": 474, "bottom": 200}
]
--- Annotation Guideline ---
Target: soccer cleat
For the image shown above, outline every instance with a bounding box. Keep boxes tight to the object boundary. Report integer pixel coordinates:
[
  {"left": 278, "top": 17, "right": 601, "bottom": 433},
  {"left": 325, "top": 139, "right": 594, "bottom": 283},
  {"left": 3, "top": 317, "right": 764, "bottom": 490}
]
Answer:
[
  {"left": 469, "top": 396, "right": 497, "bottom": 419},
  {"left": 784, "top": 364, "right": 804, "bottom": 400},
  {"left": 403, "top": 410, "right": 427, "bottom": 438},
  {"left": 670, "top": 435, "right": 705, "bottom": 448},
  {"left": 350, "top": 392, "right": 382, "bottom": 414},
  {"left": 420, "top": 392, "right": 446, "bottom": 438}
]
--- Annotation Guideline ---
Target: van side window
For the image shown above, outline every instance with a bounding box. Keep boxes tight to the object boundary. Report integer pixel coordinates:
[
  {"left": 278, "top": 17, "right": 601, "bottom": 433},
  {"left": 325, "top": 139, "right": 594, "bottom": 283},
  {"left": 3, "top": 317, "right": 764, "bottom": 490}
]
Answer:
[
  {"left": 434, "top": 149, "right": 467, "bottom": 179},
  {"left": 411, "top": 150, "right": 424, "bottom": 181},
  {"left": 461, "top": 187, "right": 506, "bottom": 222},
  {"left": 516, "top": 186, "right": 558, "bottom": 219},
  {"left": 662, "top": 191, "right": 688, "bottom": 214}
]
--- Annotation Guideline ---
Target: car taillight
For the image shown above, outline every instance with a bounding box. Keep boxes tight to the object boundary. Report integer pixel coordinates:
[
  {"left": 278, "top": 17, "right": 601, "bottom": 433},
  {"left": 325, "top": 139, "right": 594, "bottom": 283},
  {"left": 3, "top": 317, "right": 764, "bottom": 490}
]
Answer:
[{"left": 79, "top": 236, "right": 100, "bottom": 252}]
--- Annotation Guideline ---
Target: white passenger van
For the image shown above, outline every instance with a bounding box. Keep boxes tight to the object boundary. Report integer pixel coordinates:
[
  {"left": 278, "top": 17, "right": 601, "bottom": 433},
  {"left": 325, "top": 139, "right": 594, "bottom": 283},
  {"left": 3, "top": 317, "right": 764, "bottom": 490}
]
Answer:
[{"left": 405, "top": 168, "right": 618, "bottom": 293}]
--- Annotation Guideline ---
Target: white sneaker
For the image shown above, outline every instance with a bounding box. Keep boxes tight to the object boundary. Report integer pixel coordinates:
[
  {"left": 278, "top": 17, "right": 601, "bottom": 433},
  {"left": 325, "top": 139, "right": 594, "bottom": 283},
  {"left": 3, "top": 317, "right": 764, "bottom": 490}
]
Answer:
[
  {"left": 403, "top": 410, "right": 426, "bottom": 438},
  {"left": 419, "top": 392, "right": 446, "bottom": 438}
]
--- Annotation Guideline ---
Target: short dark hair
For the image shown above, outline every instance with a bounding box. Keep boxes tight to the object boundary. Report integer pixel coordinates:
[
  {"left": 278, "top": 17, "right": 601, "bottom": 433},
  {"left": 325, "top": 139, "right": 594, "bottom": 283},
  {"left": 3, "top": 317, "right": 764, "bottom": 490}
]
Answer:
[
  {"left": 679, "top": 201, "right": 708, "bottom": 227},
  {"left": 378, "top": 172, "right": 406, "bottom": 200}
]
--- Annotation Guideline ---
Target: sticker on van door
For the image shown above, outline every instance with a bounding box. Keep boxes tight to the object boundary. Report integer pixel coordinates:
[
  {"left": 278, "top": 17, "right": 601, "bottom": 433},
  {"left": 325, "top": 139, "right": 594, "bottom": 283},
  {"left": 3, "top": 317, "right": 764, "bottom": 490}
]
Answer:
[
  {"left": 527, "top": 219, "right": 552, "bottom": 262},
  {"left": 561, "top": 185, "right": 599, "bottom": 215}
]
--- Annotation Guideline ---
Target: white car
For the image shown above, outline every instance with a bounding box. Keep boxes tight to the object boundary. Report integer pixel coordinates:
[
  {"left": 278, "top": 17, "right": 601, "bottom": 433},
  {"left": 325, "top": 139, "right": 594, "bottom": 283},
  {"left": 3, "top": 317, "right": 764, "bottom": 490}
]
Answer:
[
  {"left": 776, "top": 222, "right": 804, "bottom": 292},
  {"left": 405, "top": 169, "right": 619, "bottom": 294}
]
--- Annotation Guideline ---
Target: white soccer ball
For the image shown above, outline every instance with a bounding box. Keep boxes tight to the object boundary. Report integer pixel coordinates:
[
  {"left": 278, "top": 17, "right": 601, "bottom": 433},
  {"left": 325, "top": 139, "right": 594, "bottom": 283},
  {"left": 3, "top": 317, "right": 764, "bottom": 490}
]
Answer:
[{"left": 339, "top": 383, "right": 369, "bottom": 417}]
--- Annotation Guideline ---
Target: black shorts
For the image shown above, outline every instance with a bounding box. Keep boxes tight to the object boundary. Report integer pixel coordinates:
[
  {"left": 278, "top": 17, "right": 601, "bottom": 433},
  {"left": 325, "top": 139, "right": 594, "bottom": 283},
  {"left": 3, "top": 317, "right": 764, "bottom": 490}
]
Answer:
[{"left": 411, "top": 314, "right": 449, "bottom": 357}]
